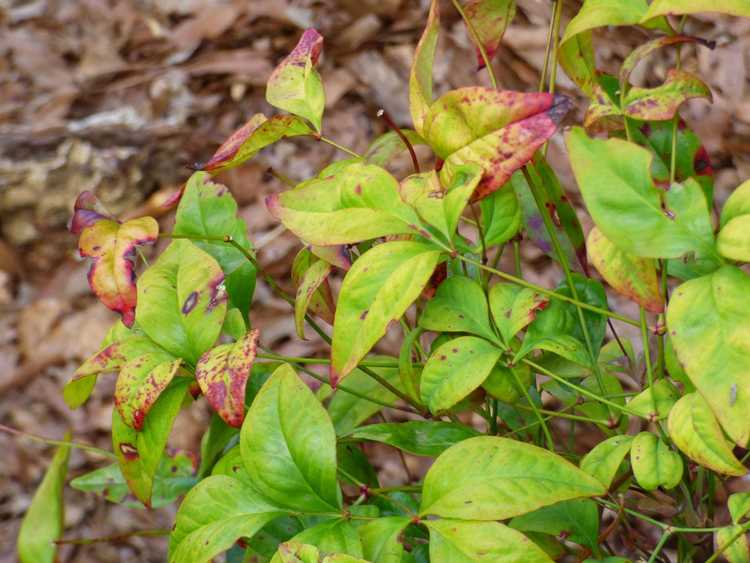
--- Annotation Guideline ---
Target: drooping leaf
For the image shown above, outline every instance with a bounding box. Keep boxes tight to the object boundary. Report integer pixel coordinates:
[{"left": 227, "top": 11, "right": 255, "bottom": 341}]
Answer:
[
  {"left": 489, "top": 283, "right": 548, "bottom": 344},
  {"left": 196, "top": 114, "right": 313, "bottom": 173},
  {"left": 715, "top": 526, "right": 750, "bottom": 563},
  {"left": 112, "top": 377, "right": 191, "bottom": 506},
  {"left": 479, "top": 185, "right": 521, "bottom": 248},
  {"left": 580, "top": 435, "right": 634, "bottom": 489},
  {"left": 292, "top": 248, "right": 335, "bottom": 339},
  {"left": 240, "top": 364, "right": 341, "bottom": 512},
  {"left": 623, "top": 69, "right": 712, "bottom": 121},
  {"left": 643, "top": 0, "right": 750, "bottom": 19},
  {"left": 587, "top": 227, "right": 662, "bottom": 313},
  {"left": 421, "top": 336, "right": 503, "bottom": 413},
  {"left": 627, "top": 379, "right": 680, "bottom": 420},
  {"left": 267, "top": 161, "right": 423, "bottom": 247},
  {"left": 461, "top": 0, "right": 517, "bottom": 69},
  {"left": 630, "top": 432, "right": 682, "bottom": 491},
  {"left": 359, "top": 516, "right": 410, "bottom": 563},
  {"left": 566, "top": 127, "right": 717, "bottom": 260},
  {"left": 331, "top": 241, "right": 443, "bottom": 385},
  {"left": 72, "top": 192, "right": 159, "bottom": 327},
  {"left": 409, "top": 0, "right": 440, "bottom": 135},
  {"left": 169, "top": 475, "right": 282, "bottom": 563},
  {"left": 667, "top": 266, "right": 750, "bottom": 446},
  {"left": 431, "top": 88, "right": 571, "bottom": 200},
  {"left": 196, "top": 329, "right": 259, "bottom": 428},
  {"left": 346, "top": 421, "right": 479, "bottom": 457},
  {"left": 364, "top": 129, "right": 426, "bottom": 168},
  {"left": 420, "top": 436, "right": 605, "bottom": 519},
  {"left": 730, "top": 493, "right": 750, "bottom": 524},
  {"left": 667, "top": 392, "right": 746, "bottom": 476},
  {"left": 17, "top": 436, "right": 70, "bottom": 563},
  {"left": 426, "top": 519, "right": 553, "bottom": 562},
  {"left": 419, "top": 275, "right": 496, "bottom": 341},
  {"left": 136, "top": 240, "right": 227, "bottom": 364},
  {"left": 173, "top": 172, "right": 256, "bottom": 317},
  {"left": 510, "top": 499, "right": 600, "bottom": 551},
  {"left": 285, "top": 519, "right": 363, "bottom": 558},
  {"left": 266, "top": 29, "right": 325, "bottom": 131}
]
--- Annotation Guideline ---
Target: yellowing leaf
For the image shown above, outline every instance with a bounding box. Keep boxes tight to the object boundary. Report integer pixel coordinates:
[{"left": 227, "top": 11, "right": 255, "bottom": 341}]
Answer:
[
  {"left": 580, "top": 435, "right": 634, "bottom": 489},
  {"left": 292, "top": 249, "right": 335, "bottom": 339},
  {"left": 623, "top": 69, "right": 712, "bottom": 122},
  {"left": 115, "top": 357, "right": 182, "bottom": 430},
  {"left": 721, "top": 179, "right": 750, "bottom": 228},
  {"left": 715, "top": 526, "right": 750, "bottom": 563},
  {"left": 627, "top": 379, "right": 680, "bottom": 419},
  {"left": 461, "top": 0, "right": 517, "bottom": 69},
  {"left": 718, "top": 215, "right": 750, "bottom": 262},
  {"left": 643, "top": 0, "right": 750, "bottom": 19},
  {"left": 409, "top": 0, "right": 440, "bottom": 135},
  {"left": 630, "top": 432, "right": 682, "bottom": 491}
]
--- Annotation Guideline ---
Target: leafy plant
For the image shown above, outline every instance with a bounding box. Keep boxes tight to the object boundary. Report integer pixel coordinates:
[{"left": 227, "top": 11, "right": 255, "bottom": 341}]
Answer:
[{"left": 16, "top": 0, "right": 750, "bottom": 561}]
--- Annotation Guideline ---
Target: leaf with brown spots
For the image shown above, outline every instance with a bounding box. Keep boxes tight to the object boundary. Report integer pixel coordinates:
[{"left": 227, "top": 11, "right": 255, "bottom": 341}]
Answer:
[
  {"left": 623, "top": 69, "right": 712, "bottom": 121},
  {"left": 196, "top": 329, "right": 259, "bottom": 428},
  {"left": 461, "top": 0, "right": 517, "bottom": 69},
  {"left": 266, "top": 29, "right": 325, "bottom": 132},
  {"left": 71, "top": 191, "right": 159, "bottom": 327},
  {"left": 115, "top": 357, "right": 182, "bottom": 431},
  {"left": 292, "top": 249, "right": 335, "bottom": 339},
  {"left": 488, "top": 283, "right": 548, "bottom": 344}
]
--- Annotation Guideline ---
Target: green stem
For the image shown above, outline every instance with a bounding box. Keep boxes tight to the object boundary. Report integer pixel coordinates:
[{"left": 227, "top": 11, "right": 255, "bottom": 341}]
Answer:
[
  {"left": 706, "top": 520, "right": 750, "bottom": 563},
  {"left": 597, "top": 498, "right": 725, "bottom": 534},
  {"left": 359, "top": 364, "right": 426, "bottom": 414},
  {"left": 256, "top": 352, "right": 398, "bottom": 368},
  {"left": 450, "top": 0, "right": 498, "bottom": 89},
  {"left": 647, "top": 529, "right": 673, "bottom": 563},
  {"left": 512, "top": 239, "right": 522, "bottom": 277},
  {"left": 317, "top": 135, "right": 362, "bottom": 158},
  {"left": 511, "top": 367, "right": 554, "bottom": 450},
  {"left": 515, "top": 404, "right": 608, "bottom": 425},
  {"left": 0, "top": 424, "right": 116, "bottom": 460}
]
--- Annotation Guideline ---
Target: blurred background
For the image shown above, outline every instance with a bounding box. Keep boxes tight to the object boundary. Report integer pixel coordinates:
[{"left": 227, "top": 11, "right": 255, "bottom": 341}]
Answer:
[{"left": 0, "top": 0, "right": 748, "bottom": 561}]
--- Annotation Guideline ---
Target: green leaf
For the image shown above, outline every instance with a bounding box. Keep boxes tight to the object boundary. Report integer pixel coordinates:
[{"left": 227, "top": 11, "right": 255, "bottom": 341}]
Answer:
[
  {"left": 489, "top": 283, "right": 549, "bottom": 344},
  {"left": 462, "top": 0, "right": 517, "bottom": 69},
  {"left": 426, "top": 519, "right": 553, "bottom": 562},
  {"left": 331, "top": 241, "right": 442, "bottom": 385},
  {"left": 136, "top": 240, "right": 227, "bottom": 364},
  {"left": 266, "top": 29, "right": 325, "bottom": 131},
  {"left": 479, "top": 186, "right": 521, "bottom": 248},
  {"left": 409, "top": 0, "right": 439, "bottom": 135},
  {"left": 359, "top": 517, "right": 409, "bottom": 563},
  {"left": 623, "top": 69, "right": 712, "bottom": 121},
  {"left": 292, "top": 249, "right": 335, "bottom": 339},
  {"left": 169, "top": 475, "right": 282, "bottom": 563},
  {"left": 730, "top": 493, "right": 750, "bottom": 524},
  {"left": 240, "top": 364, "right": 341, "bottom": 512},
  {"left": 346, "top": 421, "right": 479, "bottom": 457},
  {"left": 667, "top": 265, "right": 750, "bottom": 446},
  {"left": 267, "top": 161, "right": 423, "bottom": 247},
  {"left": 667, "top": 392, "right": 746, "bottom": 476},
  {"left": 562, "top": 0, "right": 662, "bottom": 45},
  {"left": 433, "top": 89, "right": 571, "bottom": 200},
  {"left": 630, "top": 432, "right": 683, "bottom": 491},
  {"left": 419, "top": 275, "right": 496, "bottom": 341},
  {"left": 286, "top": 519, "right": 363, "bottom": 558},
  {"left": 420, "top": 436, "right": 605, "bottom": 519},
  {"left": 197, "top": 114, "right": 313, "bottom": 173},
  {"left": 715, "top": 526, "right": 750, "bottom": 563},
  {"left": 273, "top": 542, "right": 321, "bottom": 563},
  {"left": 72, "top": 191, "right": 159, "bottom": 327},
  {"left": 643, "top": 0, "right": 750, "bottom": 19},
  {"left": 483, "top": 360, "right": 532, "bottom": 404},
  {"left": 364, "top": 130, "right": 426, "bottom": 168},
  {"left": 63, "top": 375, "right": 97, "bottom": 409},
  {"left": 718, "top": 215, "right": 750, "bottom": 262},
  {"left": 196, "top": 329, "right": 259, "bottom": 428},
  {"left": 587, "top": 227, "right": 663, "bottom": 313},
  {"left": 112, "top": 377, "right": 191, "bottom": 506},
  {"left": 566, "top": 127, "right": 717, "bottom": 260},
  {"left": 510, "top": 499, "right": 600, "bottom": 551},
  {"left": 173, "top": 172, "right": 256, "bottom": 317},
  {"left": 17, "top": 436, "right": 70, "bottom": 563},
  {"left": 627, "top": 379, "right": 680, "bottom": 419},
  {"left": 558, "top": 31, "right": 598, "bottom": 98},
  {"left": 721, "top": 179, "right": 750, "bottom": 228},
  {"left": 420, "top": 336, "right": 503, "bottom": 413},
  {"left": 580, "top": 435, "right": 634, "bottom": 489}
]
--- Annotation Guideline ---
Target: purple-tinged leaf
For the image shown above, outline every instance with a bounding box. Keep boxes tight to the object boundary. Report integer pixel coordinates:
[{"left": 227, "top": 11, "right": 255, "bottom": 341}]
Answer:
[
  {"left": 462, "top": 0, "right": 517, "bottom": 69},
  {"left": 196, "top": 329, "right": 259, "bottom": 428},
  {"left": 115, "top": 358, "right": 182, "bottom": 431}
]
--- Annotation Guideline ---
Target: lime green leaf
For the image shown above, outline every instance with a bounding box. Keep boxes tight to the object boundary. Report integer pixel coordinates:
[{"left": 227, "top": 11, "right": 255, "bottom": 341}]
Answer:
[
  {"left": 643, "top": 0, "right": 750, "bottom": 19},
  {"left": 426, "top": 519, "right": 553, "bottom": 562},
  {"left": 627, "top": 379, "right": 680, "bottom": 419},
  {"left": 667, "top": 266, "right": 750, "bottom": 446},
  {"left": 421, "top": 336, "right": 503, "bottom": 413},
  {"left": 136, "top": 240, "right": 227, "bottom": 364},
  {"left": 510, "top": 499, "right": 600, "bottom": 551},
  {"left": 169, "top": 475, "right": 282, "bottom": 562},
  {"left": 173, "top": 172, "right": 256, "bottom": 316},
  {"left": 630, "top": 432, "right": 682, "bottom": 491},
  {"left": 721, "top": 179, "right": 750, "bottom": 228},
  {"left": 288, "top": 519, "right": 363, "bottom": 558},
  {"left": 421, "top": 436, "right": 605, "bottom": 519},
  {"left": 409, "top": 0, "right": 439, "bottom": 135},
  {"left": 399, "top": 327, "right": 424, "bottom": 404},
  {"left": 715, "top": 526, "right": 750, "bottom": 563},
  {"left": 730, "top": 493, "right": 750, "bottom": 524},
  {"left": 346, "top": 421, "right": 479, "bottom": 457},
  {"left": 718, "top": 215, "right": 750, "bottom": 262},
  {"left": 112, "top": 377, "right": 191, "bottom": 506},
  {"left": 489, "top": 283, "right": 549, "bottom": 344},
  {"left": 562, "top": 0, "right": 662, "bottom": 45},
  {"left": 359, "top": 516, "right": 410, "bottom": 563},
  {"left": 72, "top": 191, "right": 158, "bottom": 327},
  {"left": 115, "top": 356, "right": 182, "bottom": 430},
  {"left": 266, "top": 29, "right": 325, "bottom": 131},
  {"left": 17, "top": 436, "right": 70, "bottom": 563},
  {"left": 419, "top": 275, "right": 496, "bottom": 341},
  {"left": 479, "top": 186, "right": 521, "bottom": 248},
  {"left": 580, "top": 435, "right": 634, "bottom": 489},
  {"left": 197, "top": 114, "right": 313, "bottom": 173},
  {"left": 483, "top": 361, "right": 532, "bottom": 403},
  {"left": 400, "top": 165, "right": 482, "bottom": 242},
  {"left": 587, "top": 227, "right": 663, "bottom": 313},
  {"left": 331, "top": 241, "right": 442, "bottom": 385},
  {"left": 196, "top": 329, "right": 259, "bottom": 428},
  {"left": 63, "top": 375, "right": 97, "bottom": 409},
  {"left": 558, "top": 31, "right": 598, "bottom": 98},
  {"left": 462, "top": 0, "right": 517, "bottom": 69},
  {"left": 240, "top": 364, "right": 341, "bottom": 512},
  {"left": 292, "top": 250, "right": 335, "bottom": 339},
  {"left": 267, "top": 161, "right": 423, "bottom": 246},
  {"left": 566, "top": 127, "right": 717, "bottom": 260},
  {"left": 199, "top": 413, "right": 239, "bottom": 477},
  {"left": 667, "top": 392, "right": 746, "bottom": 476},
  {"left": 364, "top": 129, "right": 426, "bottom": 168},
  {"left": 273, "top": 541, "right": 321, "bottom": 563},
  {"left": 623, "top": 69, "right": 712, "bottom": 121},
  {"left": 434, "top": 89, "right": 571, "bottom": 200}
]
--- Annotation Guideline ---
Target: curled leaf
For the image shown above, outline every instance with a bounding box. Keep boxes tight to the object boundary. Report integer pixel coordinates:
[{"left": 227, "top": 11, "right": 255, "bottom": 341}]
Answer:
[
  {"left": 409, "top": 0, "right": 440, "bottom": 135},
  {"left": 623, "top": 69, "right": 712, "bottom": 121},
  {"left": 461, "top": 0, "right": 517, "bottom": 69}
]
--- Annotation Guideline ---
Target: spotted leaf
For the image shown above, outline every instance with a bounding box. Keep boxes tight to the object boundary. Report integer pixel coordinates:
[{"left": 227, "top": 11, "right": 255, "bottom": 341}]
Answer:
[{"left": 461, "top": 0, "right": 517, "bottom": 69}]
